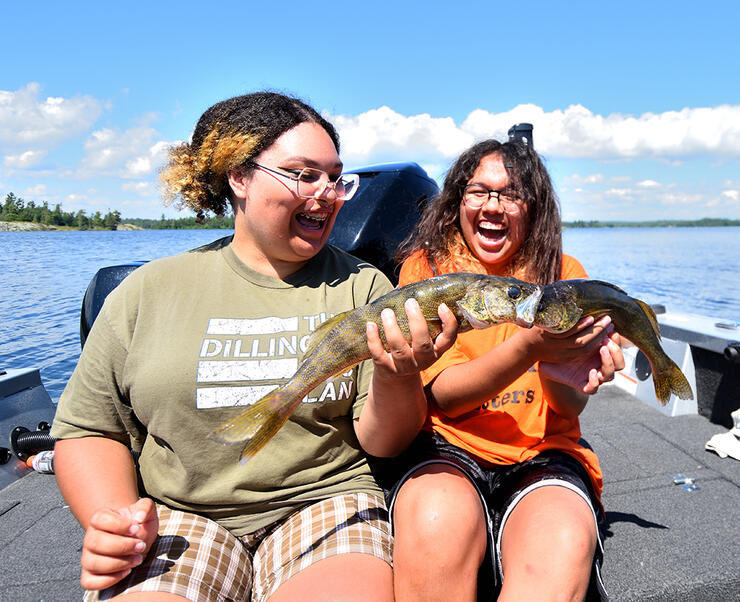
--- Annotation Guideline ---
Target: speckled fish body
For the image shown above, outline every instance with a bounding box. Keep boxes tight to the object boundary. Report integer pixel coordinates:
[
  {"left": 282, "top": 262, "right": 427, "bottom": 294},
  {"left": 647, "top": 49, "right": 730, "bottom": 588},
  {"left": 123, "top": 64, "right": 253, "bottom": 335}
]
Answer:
[
  {"left": 209, "top": 273, "right": 543, "bottom": 462},
  {"left": 535, "top": 279, "right": 693, "bottom": 404}
]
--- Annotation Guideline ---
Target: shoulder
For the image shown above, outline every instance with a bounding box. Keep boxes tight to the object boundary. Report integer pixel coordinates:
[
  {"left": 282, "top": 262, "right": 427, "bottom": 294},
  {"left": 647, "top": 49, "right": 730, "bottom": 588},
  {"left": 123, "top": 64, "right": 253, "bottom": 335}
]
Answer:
[
  {"left": 103, "top": 237, "right": 229, "bottom": 308},
  {"left": 560, "top": 254, "right": 588, "bottom": 279},
  {"left": 399, "top": 250, "right": 435, "bottom": 286},
  {"left": 310, "top": 245, "right": 393, "bottom": 303}
]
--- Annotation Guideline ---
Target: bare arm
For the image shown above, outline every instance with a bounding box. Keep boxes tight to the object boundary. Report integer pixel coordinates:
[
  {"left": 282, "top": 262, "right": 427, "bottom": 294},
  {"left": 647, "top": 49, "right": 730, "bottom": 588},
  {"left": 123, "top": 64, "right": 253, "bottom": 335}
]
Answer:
[
  {"left": 430, "top": 316, "right": 620, "bottom": 418},
  {"left": 55, "top": 437, "right": 139, "bottom": 528},
  {"left": 55, "top": 437, "right": 158, "bottom": 591},
  {"left": 355, "top": 299, "right": 457, "bottom": 457}
]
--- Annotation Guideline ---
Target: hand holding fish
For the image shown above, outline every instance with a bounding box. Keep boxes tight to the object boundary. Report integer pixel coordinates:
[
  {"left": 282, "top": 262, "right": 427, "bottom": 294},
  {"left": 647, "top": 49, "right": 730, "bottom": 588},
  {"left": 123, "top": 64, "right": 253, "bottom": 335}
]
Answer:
[
  {"left": 539, "top": 328, "right": 625, "bottom": 409},
  {"left": 366, "top": 299, "right": 458, "bottom": 377},
  {"left": 359, "top": 299, "right": 459, "bottom": 457}
]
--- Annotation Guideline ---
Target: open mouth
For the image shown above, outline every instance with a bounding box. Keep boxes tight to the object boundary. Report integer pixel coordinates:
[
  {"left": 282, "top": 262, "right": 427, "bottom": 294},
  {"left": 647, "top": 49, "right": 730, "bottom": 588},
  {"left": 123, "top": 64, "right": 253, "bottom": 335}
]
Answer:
[
  {"left": 477, "top": 221, "right": 507, "bottom": 244},
  {"left": 296, "top": 212, "right": 329, "bottom": 231}
]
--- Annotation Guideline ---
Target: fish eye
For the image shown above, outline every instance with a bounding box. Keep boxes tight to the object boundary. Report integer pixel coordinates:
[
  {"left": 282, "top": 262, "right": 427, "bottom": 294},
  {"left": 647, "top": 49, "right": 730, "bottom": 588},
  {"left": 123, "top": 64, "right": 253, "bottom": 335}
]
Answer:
[{"left": 507, "top": 286, "right": 520, "bottom": 299}]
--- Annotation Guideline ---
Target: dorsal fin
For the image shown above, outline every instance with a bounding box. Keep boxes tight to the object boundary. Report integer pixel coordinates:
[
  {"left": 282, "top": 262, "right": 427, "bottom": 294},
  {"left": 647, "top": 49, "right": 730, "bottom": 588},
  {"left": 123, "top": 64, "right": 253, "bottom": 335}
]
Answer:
[
  {"left": 634, "top": 298, "right": 662, "bottom": 340},
  {"left": 588, "top": 280, "right": 629, "bottom": 296}
]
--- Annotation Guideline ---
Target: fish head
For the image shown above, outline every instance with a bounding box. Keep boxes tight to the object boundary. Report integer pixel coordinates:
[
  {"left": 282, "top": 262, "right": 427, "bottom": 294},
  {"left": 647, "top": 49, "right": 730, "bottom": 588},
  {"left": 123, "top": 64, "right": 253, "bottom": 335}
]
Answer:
[
  {"left": 457, "top": 278, "right": 543, "bottom": 329},
  {"left": 534, "top": 282, "right": 582, "bottom": 333}
]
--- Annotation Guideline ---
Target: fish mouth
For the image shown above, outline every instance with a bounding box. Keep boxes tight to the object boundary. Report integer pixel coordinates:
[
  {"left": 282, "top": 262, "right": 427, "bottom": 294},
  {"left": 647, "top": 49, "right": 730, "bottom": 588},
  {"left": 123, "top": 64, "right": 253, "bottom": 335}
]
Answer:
[{"left": 514, "top": 286, "right": 543, "bottom": 328}]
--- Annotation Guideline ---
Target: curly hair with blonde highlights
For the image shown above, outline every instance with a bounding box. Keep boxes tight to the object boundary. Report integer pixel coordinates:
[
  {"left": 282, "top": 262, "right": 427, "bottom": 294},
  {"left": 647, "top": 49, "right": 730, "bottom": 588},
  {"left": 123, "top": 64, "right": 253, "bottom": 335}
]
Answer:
[
  {"left": 396, "top": 139, "right": 563, "bottom": 284},
  {"left": 160, "top": 92, "right": 339, "bottom": 222}
]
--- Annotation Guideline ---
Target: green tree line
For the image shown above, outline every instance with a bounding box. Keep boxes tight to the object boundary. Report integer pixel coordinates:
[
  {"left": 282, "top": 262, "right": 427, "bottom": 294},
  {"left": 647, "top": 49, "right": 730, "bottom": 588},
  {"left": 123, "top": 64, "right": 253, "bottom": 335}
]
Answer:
[
  {"left": 123, "top": 215, "right": 235, "bottom": 229},
  {"left": 2, "top": 192, "right": 122, "bottom": 230}
]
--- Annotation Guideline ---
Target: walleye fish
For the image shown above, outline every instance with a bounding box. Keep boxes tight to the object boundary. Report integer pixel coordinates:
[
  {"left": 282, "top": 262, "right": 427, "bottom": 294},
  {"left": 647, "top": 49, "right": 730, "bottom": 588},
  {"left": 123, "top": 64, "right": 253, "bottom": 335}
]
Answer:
[
  {"left": 535, "top": 279, "right": 693, "bottom": 404},
  {"left": 208, "top": 273, "right": 543, "bottom": 462}
]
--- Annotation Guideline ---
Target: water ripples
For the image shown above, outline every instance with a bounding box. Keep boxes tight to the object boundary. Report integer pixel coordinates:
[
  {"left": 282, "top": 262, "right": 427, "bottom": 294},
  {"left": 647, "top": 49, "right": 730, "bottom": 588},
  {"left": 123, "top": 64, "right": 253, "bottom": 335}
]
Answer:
[{"left": 1, "top": 227, "right": 739, "bottom": 402}]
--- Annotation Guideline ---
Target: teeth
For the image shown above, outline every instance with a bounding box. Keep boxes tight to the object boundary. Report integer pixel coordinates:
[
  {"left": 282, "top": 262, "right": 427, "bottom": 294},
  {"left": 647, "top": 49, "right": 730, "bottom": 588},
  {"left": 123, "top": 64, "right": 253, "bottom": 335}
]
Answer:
[
  {"left": 300, "top": 212, "right": 328, "bottom": 222},
  {"left": 479, "top": 222, "right": 505, "bottom": 231}
]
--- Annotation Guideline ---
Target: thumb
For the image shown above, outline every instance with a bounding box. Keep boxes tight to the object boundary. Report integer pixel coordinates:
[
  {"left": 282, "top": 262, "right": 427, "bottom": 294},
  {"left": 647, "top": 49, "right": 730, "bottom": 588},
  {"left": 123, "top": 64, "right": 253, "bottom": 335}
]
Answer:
[{"left": 128, "top": 498, "right": 158, "bottom": 546}]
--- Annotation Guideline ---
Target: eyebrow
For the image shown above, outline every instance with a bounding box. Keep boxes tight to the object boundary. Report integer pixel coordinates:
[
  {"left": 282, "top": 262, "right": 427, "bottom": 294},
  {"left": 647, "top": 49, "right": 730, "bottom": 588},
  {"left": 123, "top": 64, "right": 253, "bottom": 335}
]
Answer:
[{"left": 281, "top": 156, "right": 343, "bottom": 171}]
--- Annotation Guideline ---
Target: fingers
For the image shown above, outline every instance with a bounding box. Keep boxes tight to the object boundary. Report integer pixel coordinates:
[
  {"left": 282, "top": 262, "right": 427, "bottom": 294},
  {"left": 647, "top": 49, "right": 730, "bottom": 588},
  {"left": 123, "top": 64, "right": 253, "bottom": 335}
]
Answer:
[
  {"left": 81, "top": 512, "right": 148, "bottom": 591},
  {"left": 433, "top": 303, "right": 458, "bottom": 356},
  {"left": 366, "top": 299, "right": 456, "bottom": 376},
  {"left": 79, "top": 500, "right": 160, "bottom": 591}
]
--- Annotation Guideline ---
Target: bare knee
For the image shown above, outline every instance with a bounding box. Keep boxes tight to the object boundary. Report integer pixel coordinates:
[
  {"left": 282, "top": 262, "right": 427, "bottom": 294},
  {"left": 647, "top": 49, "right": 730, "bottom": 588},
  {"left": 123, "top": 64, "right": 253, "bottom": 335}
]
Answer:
[
  {"left": 393, "top": 466, "right": 487, "bottom": 578},
  {"left": 500, "top": 486, "right": 597, "bottom": 601}
]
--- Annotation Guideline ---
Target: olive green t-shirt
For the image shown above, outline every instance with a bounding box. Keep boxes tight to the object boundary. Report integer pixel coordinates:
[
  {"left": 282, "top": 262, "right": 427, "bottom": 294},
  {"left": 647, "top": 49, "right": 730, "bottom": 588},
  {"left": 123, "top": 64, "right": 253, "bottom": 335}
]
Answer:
[{"left": 52, "top": 238, "right": 393, "bottom": 535}]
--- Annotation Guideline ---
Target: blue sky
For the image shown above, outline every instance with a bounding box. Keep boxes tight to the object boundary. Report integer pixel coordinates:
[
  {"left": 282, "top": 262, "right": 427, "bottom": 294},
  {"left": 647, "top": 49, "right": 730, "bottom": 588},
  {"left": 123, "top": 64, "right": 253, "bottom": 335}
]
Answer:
[{"left": 2, "top": 1, "right": 739, "bottom": 221}]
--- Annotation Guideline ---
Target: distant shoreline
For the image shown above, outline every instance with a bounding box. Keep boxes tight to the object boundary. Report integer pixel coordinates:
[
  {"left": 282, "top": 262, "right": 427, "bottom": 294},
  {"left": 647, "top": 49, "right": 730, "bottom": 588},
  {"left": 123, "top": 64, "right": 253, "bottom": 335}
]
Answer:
[
  {"left": 0, "top": 221, "right": 144, "bottom": 232},
  {"left": 2, "top": 219, "right": 739, "bottom": 232},
  {"left": 562, "top": 218, "right": 739, "bottom": 228}
]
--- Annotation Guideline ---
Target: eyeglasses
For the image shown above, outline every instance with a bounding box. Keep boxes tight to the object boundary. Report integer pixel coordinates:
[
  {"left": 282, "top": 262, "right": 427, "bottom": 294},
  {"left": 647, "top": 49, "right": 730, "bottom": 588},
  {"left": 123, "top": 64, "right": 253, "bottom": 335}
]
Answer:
[
  {"left": 462, "top": 185, "right": 524, "bottom": 214},
  {"left": 250, "top": 161, "right": 360, "bottom": 201}
]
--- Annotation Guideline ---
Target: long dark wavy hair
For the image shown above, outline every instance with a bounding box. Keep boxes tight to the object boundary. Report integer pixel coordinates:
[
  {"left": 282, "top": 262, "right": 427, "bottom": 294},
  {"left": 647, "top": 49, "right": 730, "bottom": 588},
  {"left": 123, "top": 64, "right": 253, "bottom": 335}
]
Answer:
[
  {"left": 160, "top": 92, "right": 339, "bottom": 222},
  {"left": 397, "top": 139, "right": 563, "bottom": 284}
]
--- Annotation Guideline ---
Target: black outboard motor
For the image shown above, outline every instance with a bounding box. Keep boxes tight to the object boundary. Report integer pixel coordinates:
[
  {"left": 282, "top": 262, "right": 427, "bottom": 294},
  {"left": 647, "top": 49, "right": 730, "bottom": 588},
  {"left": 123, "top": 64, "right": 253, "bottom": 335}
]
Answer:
[
  {"left": 79, "top": 163, "right": 440, "bottom": 343},
  {"left": 328, "top": 162, "right": 439, "bottom": 284},
  {"left": 80, "top": 262, "right": 146, "bottom": 348},
  {"left": 508, "top": 123, "right": 534, "bottom": 148}
]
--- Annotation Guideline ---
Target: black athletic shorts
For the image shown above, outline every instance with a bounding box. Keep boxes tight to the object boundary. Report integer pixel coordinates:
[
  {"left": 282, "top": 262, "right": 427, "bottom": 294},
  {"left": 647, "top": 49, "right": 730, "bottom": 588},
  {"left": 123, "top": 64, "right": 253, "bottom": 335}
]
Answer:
[{"left": 370, "top": 431, "right": 608, "bottom": 601}]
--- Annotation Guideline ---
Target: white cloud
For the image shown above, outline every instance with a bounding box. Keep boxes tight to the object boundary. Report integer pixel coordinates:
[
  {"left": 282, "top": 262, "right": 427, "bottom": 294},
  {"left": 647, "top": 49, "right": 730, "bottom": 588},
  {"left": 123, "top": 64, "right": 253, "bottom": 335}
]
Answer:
[
  {"left": 82, "top": 127, "right": 173, "bottom": 177},
  {"left": 329, "top": 103, "right": 740, "bottom": 163},
  {"left": 23, "top": 184, "right": 47, "bottom": 196},
  {"left": 721, "top": 190, "right": 739, "bottom": 202},
  {"left": 566, "top": 173, "right": 604, "bottom": 185},
  {"left": 637, "top": 179, "right": 661, "bottom": 187},
  {"left": 4, "top": 150, "right": 47, "bottom": 168},
  {"left": 122, "top": 181, "right": 156, "bottom": 196},
  {"left": 0, "top": 83, "right": 102, "bottom": 154},
  {"left": 604, "top": 188, "right": 634, "bottom": 199},
  {"left": 330, "top": 106, "right": 474, "bottom": 164}
]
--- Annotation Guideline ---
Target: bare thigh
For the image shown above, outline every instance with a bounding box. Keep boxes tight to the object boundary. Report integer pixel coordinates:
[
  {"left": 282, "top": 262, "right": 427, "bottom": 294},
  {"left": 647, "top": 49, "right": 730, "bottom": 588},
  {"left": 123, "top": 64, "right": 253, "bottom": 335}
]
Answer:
[{"left": 267, "top": 553, "right": 392, "bottom": 602}]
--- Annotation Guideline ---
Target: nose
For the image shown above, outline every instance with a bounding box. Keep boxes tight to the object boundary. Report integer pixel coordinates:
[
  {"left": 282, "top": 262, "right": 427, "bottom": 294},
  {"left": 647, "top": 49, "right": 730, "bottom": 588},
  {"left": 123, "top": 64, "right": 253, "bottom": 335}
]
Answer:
[
  {"left": 312, "top": 183, "right": 339, "bottom": 205},
  {"left": 482, "top": 192, "right": 504, "bottom": 212}
]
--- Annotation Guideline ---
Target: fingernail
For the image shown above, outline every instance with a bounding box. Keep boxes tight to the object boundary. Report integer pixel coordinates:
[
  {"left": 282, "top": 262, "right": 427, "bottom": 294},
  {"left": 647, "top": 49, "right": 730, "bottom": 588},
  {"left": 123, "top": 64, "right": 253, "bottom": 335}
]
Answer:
[
  {"left": 134, "top": 541, "right": 146, "bottom": 553},
  {"left": 133, "top": 554, "right": 143, "bottom": 565},
  {"left": 129, "top": 523, "right": 141, "bottom": 535},
  {"left": 439, "top": 303, "right": 448, "bottom": 312},
  {"left": 405, "top": 298, "right": 418, "bottom": 309},
  {"left": 134, "top": 511, "right": 147, "bottom": 523}
]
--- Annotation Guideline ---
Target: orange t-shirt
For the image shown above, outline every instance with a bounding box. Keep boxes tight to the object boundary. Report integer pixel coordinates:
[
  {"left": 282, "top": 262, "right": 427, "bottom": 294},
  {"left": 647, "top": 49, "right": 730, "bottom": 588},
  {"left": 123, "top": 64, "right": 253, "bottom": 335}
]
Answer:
[{"left": 399, "top": 251, "right": 603, "bottom": 499}]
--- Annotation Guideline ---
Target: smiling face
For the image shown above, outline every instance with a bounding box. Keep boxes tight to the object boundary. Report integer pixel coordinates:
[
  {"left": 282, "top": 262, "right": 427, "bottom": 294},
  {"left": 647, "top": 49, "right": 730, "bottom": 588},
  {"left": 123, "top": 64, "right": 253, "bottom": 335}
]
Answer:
[
  {"left": 458, "top": 153, "right": 529, "bottom": 272},
  {"left": 228, "top": 122, "right": 345, "bottom": 278}
]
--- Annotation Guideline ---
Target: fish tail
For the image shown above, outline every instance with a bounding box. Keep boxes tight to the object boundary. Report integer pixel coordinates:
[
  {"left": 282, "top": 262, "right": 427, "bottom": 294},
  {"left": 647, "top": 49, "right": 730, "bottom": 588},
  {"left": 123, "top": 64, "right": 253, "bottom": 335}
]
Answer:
[
  {"left": 652, "top": 357, "right": 694, "bottom": 405},
  {"left": 207, "top": 390, "right": 300, "bottom": 463}
]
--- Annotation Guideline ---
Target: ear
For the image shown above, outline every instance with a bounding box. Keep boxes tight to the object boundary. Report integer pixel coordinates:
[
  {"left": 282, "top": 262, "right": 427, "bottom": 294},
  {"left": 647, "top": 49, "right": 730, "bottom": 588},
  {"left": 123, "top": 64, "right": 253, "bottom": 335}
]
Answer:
[{"left": 227, "top": 169, "right": 249, "bottom": 200}]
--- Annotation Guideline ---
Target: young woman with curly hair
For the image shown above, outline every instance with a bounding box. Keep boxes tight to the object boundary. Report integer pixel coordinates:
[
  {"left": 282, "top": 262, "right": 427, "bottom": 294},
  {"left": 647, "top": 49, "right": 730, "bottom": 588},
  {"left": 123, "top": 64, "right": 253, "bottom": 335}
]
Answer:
[
  {"left": 51, "top": 91, "right": 456, "bottom": 602},
  {"left": 381, "top": 139, "right": 624, "bottom": 601}
]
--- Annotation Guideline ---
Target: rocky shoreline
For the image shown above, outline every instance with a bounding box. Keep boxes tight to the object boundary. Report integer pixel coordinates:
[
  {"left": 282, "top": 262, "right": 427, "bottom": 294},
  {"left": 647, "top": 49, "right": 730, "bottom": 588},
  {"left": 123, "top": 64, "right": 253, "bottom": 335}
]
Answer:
[
  {"left": 0, "top": 221, "right": 57, "bottom": 231},
  {"left": 0, "top": 221, "right": 143, "bottom": 231}
]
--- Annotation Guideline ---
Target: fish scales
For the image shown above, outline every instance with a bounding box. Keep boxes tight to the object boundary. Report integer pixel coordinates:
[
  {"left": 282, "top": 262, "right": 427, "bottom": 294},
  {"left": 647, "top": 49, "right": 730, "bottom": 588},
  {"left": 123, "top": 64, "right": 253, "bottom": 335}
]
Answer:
[
  {"left": 535, "top": 279, "right": 694, "bottom": 404},
  {"left": 209, "top": 273, "right": 543, "bottom": 462}
]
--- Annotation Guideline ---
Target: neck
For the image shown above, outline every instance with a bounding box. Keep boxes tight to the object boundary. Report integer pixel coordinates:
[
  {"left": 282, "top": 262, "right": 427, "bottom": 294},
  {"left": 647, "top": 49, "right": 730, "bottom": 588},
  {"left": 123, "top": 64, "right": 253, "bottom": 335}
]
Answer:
[{"left": 229, "top": 235, "right": 308, "bottom": 280}]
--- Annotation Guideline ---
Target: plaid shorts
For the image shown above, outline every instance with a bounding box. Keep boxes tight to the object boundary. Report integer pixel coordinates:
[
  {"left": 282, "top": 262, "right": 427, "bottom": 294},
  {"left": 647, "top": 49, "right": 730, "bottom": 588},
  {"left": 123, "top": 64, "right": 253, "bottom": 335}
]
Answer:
[{"left": 85, "top": 492, "right": 392, "bottom": 602}]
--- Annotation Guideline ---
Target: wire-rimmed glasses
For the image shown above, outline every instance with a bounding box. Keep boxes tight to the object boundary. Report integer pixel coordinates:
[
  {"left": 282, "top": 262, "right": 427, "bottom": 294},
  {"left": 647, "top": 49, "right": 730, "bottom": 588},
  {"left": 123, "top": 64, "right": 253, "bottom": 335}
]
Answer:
[
  {"left": 250, "top": 161, "right": 360, "bottom": 201},
  {"left": 462, "top": 185, "right": 524, "bottom": 214}
]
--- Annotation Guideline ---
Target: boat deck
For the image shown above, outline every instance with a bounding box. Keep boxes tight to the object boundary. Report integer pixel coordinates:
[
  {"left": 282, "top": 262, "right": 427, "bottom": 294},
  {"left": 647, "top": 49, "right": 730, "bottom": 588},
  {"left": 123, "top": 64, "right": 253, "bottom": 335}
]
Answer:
[{"left": 1, "top": 385, "right": 739, "bottom": 601}]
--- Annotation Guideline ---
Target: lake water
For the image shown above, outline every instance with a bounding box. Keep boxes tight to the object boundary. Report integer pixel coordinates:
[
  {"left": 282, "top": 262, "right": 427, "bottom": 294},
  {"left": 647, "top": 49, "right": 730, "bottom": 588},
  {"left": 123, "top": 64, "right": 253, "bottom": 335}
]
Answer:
[{"left": 1, "top": 227, "right": 739, "bottom": 403}]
